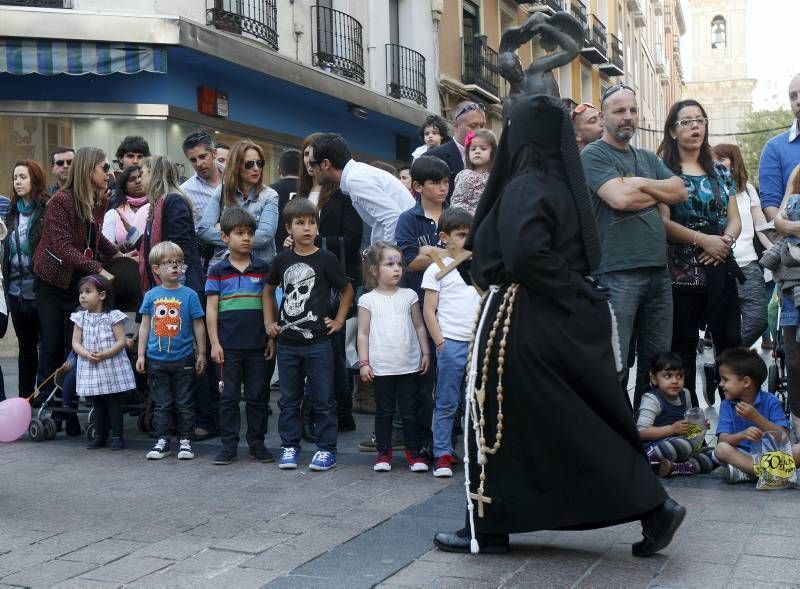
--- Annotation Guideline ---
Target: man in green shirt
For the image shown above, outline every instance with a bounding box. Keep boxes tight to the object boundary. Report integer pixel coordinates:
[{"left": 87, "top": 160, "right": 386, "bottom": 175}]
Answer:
[{"left": 581, "top": 84, "right": 687, "bottom": 409}]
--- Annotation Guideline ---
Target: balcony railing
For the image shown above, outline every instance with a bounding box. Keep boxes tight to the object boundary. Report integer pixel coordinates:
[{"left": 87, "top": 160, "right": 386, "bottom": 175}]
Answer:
[
  {"left": 513, "top": 0, "right": 564, "bottom": 10},
  {"left": 386, "top": 43, "right": 427, "bottom": 107},
  {"left": 654, "top": 42, "right": 666, "bottom": 74},
  {"left": 0, "top": 0, "right": 66, "bottom": 5},
  {"left": 581, "top": 14, "right": 607, "bottom": 64},
  {"left": 206, "top": 1, "right": 278, "bottom": 51},
  {"left": 312, "top": 5, "right": 365, "bottom": 85},
  {"left": 598, "top": 33, "right": 623, "bottom": 76},
  {"left": 570, "top": 0, "right": 587, "bottom": 29},
  {"left": 462, "top": 36, "right": 499, "bottom": 98}
]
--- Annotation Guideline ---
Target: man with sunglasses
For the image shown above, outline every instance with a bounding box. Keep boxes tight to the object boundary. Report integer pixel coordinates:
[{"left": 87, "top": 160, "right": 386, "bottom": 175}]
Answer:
[
  {"left": 49, "top": 146, "right": 74, "bottom": 194},
  {"left": 571, "top": 103, "right": 603, "bottom": 151},
  {"left": 426, "top": 101, "right": 487, "bottom": 201},
  {"left": 581, "top": 84, "right": 687, "bottom": 407}
]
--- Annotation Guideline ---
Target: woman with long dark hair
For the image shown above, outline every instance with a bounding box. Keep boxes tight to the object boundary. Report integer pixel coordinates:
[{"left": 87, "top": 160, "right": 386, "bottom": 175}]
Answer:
[
  {"left": 656, "top": 99, "right": 741, "bottom": 406},
  {"left": 102, "top": 164, "right": 149, "bottom": 252},
  {"left": 4, "top": 160, "right": 48, "bottom": 402}
]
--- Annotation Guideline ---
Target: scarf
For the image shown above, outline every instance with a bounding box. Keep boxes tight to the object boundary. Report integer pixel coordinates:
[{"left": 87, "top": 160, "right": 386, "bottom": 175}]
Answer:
[
  {"left": 126, "top": 194, "right": 149, "bottom": 208},
  {"left": 16, "top": 198, "right": 34, "bottom": 216},
  {"left": 138, "top": 196, "right": 166, "bottom": 293}
]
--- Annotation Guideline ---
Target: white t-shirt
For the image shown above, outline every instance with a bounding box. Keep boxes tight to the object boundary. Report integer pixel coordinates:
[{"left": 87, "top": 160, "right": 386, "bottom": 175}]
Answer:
[
  {"left": 733, "top": 182, "right": 760, "bottom": 267},
  {"left": 411, "top": 144, "right": 428, "bottom": 160},
  {"left": 358, "top": 288, "right": 421, "bottom": 376},
  {"left": 421, "top": 257, "right": 480, "bottom": 341}
]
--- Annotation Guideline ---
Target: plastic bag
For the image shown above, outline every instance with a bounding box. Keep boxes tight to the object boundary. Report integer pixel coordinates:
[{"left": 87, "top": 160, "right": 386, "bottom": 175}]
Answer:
[{"left": 751, "top": 430, "right": 800, "bottom": 490}]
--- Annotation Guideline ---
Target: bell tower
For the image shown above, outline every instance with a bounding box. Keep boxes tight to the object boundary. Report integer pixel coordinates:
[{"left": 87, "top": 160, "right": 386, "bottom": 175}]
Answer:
[{"left": 684, "top": 0, "right": 755, "bottom": 144}]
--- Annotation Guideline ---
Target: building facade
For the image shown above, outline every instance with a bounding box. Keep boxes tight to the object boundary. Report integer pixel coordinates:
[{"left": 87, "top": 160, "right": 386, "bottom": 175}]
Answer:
[
  {"left": 0, "top": 0, "right": 439, "bottom": 191},
  {"left": 683, "top": 0, "right": 755, "bottom": 145},
  {"left": 434, "top": 0, "right": 686, "bottom": 151}
]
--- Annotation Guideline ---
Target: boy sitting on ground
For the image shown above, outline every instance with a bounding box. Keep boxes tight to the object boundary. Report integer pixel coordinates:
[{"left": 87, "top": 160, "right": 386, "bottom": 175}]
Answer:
[{"left": 714, "top": 347, "right": 800, "bottom": 483}]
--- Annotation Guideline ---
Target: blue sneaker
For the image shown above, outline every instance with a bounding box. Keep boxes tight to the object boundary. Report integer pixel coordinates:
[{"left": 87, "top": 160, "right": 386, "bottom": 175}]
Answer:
[
  {"left": 309, "top": 450, "right": 336, "bottom": 471},
  {"left": 278, "top": 446, "right": 299, "bottom": 470}
]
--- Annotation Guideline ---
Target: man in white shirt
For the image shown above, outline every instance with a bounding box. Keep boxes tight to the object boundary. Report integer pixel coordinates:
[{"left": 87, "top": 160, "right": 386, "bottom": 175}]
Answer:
[
  {"left": 179, "top": 131, "right": 223, "bottom": 225},
  {"left": 308, "top": 133, "right": 415, "bottom": 244}
]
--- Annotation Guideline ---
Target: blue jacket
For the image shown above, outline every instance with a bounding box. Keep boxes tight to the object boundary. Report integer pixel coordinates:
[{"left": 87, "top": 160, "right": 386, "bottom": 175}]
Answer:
[
  {"left": 394, "top": 200, "right": 439, "bottom": 299},
  {"left": 758, "top": 128, "right": 800, "bottom": 209}
]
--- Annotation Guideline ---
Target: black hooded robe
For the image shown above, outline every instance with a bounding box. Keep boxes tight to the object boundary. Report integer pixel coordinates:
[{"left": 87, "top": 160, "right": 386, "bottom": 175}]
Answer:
[{"left": 465, "top": 95, "right": 667, "bottom": 536}]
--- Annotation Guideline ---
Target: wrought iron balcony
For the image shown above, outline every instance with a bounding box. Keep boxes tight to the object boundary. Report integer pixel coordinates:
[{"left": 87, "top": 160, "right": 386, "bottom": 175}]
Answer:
[
  {"left": 312, "top": 5, "right": 365, "bottom": 85},
  {"left": 513, "top": 0, "right": 564, "bottom": 11},
  {"left": 206, "top": 0, "right": 278, "bottom": 51},
  {"left": 386, "top": 43, "right": 427, "bottom": 108},
  {"left": 654, "top": 42, "right": 666, "bottom": 75},
  {"left": 652, "top": 0, "right": 664, "bottom": 16},
  {"left": 462, "top": 36, "right": 499, "bottom": 98},
  {"left": 581, "top": 14, "right": 607, "bottom": 64},
  {"left": 599, "top": 33, "right": 624, "bottom": 77},
  {"left": 570, "top": 0, "right": 587, "bottom": 29},
  {"left": 0, "top": 0, "right": 66, "bottom": 5}
]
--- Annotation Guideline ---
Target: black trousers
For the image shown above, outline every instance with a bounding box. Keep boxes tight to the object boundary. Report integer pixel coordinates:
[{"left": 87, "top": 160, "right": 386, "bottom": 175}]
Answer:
[
  {"left": 781, "top": 326, "right": 800, "bottom": 418},
  {"left": 9, "top": 295, "right": 40, "bottom": 396},
  {"left": 92, "top": 393, "right": 124, "bottom": 439},
  {"left": 672, "top": 289, "right": 741, "bottom": 406},
  {"left": 36, "top": 279, "right": 78, "bottom": 396},
  {"left": 218, "top": 348, "right": 269, "bottom": 451},
  {"left": 374, "top": 373, "right": 420, "bottom": 453}
]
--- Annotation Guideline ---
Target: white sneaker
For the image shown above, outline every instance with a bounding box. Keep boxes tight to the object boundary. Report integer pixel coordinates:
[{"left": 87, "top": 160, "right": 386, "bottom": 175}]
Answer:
[
  {"left": 177, "top": 438, "right": 194, "bottom": 460},
  {"left": 146, "top": 438, "right": 170, "bottom": 460}
]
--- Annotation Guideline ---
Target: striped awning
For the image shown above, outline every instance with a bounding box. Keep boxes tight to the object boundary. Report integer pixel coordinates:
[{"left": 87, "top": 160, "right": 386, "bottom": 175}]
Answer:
[{"left": 0, "top": 39, "right": 167, "bottom": 75}]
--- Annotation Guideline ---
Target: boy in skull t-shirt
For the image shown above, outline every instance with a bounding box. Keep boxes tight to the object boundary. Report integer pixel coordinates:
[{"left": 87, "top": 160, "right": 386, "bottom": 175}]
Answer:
[{"left": 265, "top": 198, "right": 353, "bottom": 472}]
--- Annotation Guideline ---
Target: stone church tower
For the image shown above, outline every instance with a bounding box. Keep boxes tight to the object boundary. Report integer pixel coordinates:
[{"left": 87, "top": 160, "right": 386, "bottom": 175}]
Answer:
[{"left": 684, "top": 0, "right": 755, "bottom": 145}]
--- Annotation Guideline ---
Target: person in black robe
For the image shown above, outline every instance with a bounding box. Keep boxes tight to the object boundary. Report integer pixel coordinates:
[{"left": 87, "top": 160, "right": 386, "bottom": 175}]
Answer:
[{"left": 433, "top": 95, "right": 685, "bottom": 557}]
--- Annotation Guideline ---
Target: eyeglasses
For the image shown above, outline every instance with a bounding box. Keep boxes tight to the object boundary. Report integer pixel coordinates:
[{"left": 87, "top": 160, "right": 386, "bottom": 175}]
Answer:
[
  {"left": 453, "top": 102, "right": 485, "bottom": 120},
  {"left": 571, "top": 102, "right": 596, "bottom": 121},
  {"left": 601, "top": 83, "right": 636, "bottom": 104},
  {"left": 673, "top": 117, "right": 709, "bottom": 128},
  {"left": 158, "top": 261, "right": 187, "bottom": 271},
  {"left": 307, "top": 159, "right": 323, "bottom": 168},
  {"left": 98, "top": 162, "right": 110, "bottom": 173},
  {"left": 243, "top": 159, "right": 265, "bottom": 170},
  {"left": 54, "top": 159, "right": 73, "bottom": 167}
]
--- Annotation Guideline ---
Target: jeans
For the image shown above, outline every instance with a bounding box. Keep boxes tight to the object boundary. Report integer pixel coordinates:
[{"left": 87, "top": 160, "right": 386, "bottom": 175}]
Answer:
[
  {"left": 374, "top": 373, "right": 419, "bottom": 453},
  {"left": 8, "top": 295, "right": 39, "bottom": 396},
  {"left": 219, "top": 348, "right": 269, "bottom": 451},
  {"left": 672, "top": 290, "right": 741, "bottom": 406},
  {"left": 599, "top": 267, "right": 673, "bottom": 410},
  {"left": 434, "top": 339, "right": 469, "bottom": 458},
  {"left": 782, "top": 326, "right": 800, "bottom": 417},
  {"left": 92, "top": 393, "right": 124, "bottom": 439},
  {"left": 148, "top": 355, "right": 197, "bottom": 438},
  {"left": 277, "top": 340, "right": 337, "bottom": 452},
  {"left": 737, "top": 261, "right": 768, "bottom": 347}
]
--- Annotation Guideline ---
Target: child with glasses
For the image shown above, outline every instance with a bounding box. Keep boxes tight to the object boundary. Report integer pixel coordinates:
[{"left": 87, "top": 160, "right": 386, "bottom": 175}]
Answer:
[{"left": 137, "top": 241, "right": 206, "bottom": 461}]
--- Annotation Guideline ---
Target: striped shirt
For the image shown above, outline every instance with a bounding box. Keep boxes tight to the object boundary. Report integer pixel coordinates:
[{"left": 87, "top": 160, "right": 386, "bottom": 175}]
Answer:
[
  {"left": 180, "top": 168, "right": 223, "bottom": 226},
  {"left": 205, "top": 254, "right": 270, "bottom": 350}
]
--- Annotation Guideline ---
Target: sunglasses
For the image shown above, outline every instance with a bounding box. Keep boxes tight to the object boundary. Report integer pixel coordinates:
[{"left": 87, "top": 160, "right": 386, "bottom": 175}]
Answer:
[
  {"left": 601, "top": 83, "right": 636, "bottom": 104},
  {"left": 54, "top": 159, "right": 73, "bottom": 167},
  {"left": 571, "top": 102, "right": 596, "bottom": 120},
  {"left": 307, "top": 159, "right": 324, "bottom": 168},
  {"left": 673, "top": 117, "right": 709, "bottom": 128},
  {"left": 453, "top": 102, "right": 485, "bottom": 120},
  {"left": 98, "top": 162, "right": 111, "bottom": 173},
  {"left": 244, "top": 159, "right": 265, "bottom": 170}
]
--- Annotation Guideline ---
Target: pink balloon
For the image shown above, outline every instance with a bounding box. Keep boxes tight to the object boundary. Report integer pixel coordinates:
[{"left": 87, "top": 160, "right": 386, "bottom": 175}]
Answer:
[{"left": 0, "top": 397, "right": 32, "bottom": 443}]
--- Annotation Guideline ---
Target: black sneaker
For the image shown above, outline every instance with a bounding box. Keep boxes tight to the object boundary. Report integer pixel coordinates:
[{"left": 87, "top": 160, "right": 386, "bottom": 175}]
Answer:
[
  {"left": 146, "top": 438, "right": 170, "bottom": 460},
  {"left": 109, "top": 437, "right": 125, "bottom": 451},
  {"left": 86, "top": 437, "right": 107, "bottom": 450},
  {"left": 177, "top": 438, "right": 195, "bottom": 460},
  {"left": 249, "top": 446, "right": 275, "bottom": 463},
  {"left": 213, "top": 448, "right": 237, "bottom": 465}
]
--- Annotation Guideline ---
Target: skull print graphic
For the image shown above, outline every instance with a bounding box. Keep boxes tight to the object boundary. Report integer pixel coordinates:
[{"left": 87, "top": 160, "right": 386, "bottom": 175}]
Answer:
[
  {"left": 280, "top": 262, "right": 318, "bottom": 339},
  {"left": 153, "top": 296, "right": 182, "bottom": 352}
]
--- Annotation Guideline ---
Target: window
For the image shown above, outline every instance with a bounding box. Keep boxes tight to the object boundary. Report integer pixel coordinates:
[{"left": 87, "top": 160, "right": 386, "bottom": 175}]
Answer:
[
  {"left": 711, "top": 15, "right": 726, "bottom": 49},
  {"left": 463, "top": 0, "right": 480, "bottom": 39}
]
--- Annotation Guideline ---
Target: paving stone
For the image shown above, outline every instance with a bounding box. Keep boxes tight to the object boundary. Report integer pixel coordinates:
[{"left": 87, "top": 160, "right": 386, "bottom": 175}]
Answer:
[
  {"left": 51, "top": 579, "right": 122, "bottom": 589},
  {"left": 699, "top": 503, "right": 762, "bottom": 524},
  {"left": 132, "top": 533, "right": 214, "bottom": 561},
  {"left": 242, "top": 541, "right": 329, "bottom": 573},
  {"left": 756, "top": 516, "right": 800, "bottom": 538},
  {"left": 422, "top": 576, "right": 496, "bottom": 589},
  {"left": 381, "top": 559, "right": 452, "bottom": 586},
  {"left": 0, "top": 558, "right": 95, "bottom": 588},
  {"left": 199, "top": 565, "right": 284, "bottom": 588},
  {"left": 732, "top": 553, "right": 800, "bottom": 584},
  {"left": 262, "top": 513, "right": 335, "bottom": 535},
  {"left": 668, "top": 538, "right": 743, "bottom": 565},
  {"left": 651, "top": 559, "right": 732, "bottom": 588},
  {"left": 167, "top": 548, "right": 250, "bottom": 577},
  {"left": 744, "top": 533, "right": 800, "bottom": 560},
  {"left": 576, "top": 563, "right": 654, "bottom": 588},
  {"left": 78, "top": 555, "right": 173, "bottom": 584},
  {"left": 60, "top": 538, "right": 147, "bottom": 565},
  {"left": 727, "top": 578, "right": 800, "bottom": 589},
  {"left": 211, "top": 531, "right": 294, "bottom": 554},
  {"left": 0, "top": 529, "right": 60, "bottom": 552}
]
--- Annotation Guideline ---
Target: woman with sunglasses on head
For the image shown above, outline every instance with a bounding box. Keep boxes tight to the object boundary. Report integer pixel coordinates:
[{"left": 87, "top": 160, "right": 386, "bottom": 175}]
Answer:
[
  {"left": 102, "top": 164, "right": 150, "bottom": 254},
  {"left": 656, "top": 99, "right": 742, "bottom": 407},
  {"left": 197, "top": 139, "right": 278, "bottom": 267},
  {"left": 33, "top": 147, "right": 120, "bottom": 427}
]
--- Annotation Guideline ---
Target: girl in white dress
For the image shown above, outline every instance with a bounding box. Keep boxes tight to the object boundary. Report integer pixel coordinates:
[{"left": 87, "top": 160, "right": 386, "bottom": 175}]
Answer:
[{"left": 71, "top": 274, "right": 136, "bottom": 450}]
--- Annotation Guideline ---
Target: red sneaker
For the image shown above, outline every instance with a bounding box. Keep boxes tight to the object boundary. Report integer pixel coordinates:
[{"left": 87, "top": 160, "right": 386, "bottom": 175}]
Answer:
[
  {"left": 405, "top": 449, "right": 429, "bottom": 472},
  {"left": 433, "top": 454, "right": 454, "bottom": 478},
  {"left": 373, "top": 451, "right": 392, "bottom": 472}
]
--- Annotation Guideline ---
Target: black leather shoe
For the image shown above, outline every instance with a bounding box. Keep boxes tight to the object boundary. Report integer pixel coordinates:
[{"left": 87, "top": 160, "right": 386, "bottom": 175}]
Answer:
[
  {"left": 632, "top": 499, "right": 686, "bottom": 557},
  {"left": 433, "top": 528, "right": 510, "bottom": 554}
]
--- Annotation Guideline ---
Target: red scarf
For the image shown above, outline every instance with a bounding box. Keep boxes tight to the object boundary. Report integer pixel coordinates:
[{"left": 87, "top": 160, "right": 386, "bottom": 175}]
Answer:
[{"left": 138, "top": 196, "right": 166, "bottom": 293}]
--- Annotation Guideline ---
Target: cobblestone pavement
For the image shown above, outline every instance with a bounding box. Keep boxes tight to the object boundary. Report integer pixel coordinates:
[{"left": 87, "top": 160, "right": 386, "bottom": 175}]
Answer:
[{"left": 2, "top": 351, "right": 799, "bottom": 588}]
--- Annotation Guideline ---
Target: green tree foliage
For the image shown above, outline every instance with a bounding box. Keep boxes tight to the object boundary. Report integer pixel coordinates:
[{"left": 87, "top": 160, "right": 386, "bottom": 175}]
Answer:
[{"left": 737, "top": 108, "right": 794, "bottom": 188}]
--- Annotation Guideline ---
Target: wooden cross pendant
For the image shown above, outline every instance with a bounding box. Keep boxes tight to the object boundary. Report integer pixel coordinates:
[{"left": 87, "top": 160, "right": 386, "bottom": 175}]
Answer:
[{"left": 469, "top": 490, "right": 493, "bottom": 518}]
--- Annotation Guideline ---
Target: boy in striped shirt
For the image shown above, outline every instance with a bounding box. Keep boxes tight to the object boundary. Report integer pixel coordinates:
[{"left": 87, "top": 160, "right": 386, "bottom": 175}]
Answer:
[{"left": 205, "top": 207, "right": 275, "bottom": 465}]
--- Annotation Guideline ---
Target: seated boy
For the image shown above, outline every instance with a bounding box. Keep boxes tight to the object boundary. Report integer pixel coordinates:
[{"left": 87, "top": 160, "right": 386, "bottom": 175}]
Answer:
[
  {"left": 265, "top": 198, "right": 354, "bottom": 472},
  {"left": 421, "top": 207, "right": 480, "bottom": 478},
  {"left": 714, "top": 347, "right": 800, "bottom": 483},
  {"left": 206, "top": 207, "right": 274, "bottom": 466}
]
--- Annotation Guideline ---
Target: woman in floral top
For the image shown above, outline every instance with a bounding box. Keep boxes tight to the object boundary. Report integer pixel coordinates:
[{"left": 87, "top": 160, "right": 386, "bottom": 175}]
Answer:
[
  {"left": 450, "top": 129, "right": 496, "bottom": 214},
  {"left": 657, "top": 99, "right": 741, "bottom": 407}
]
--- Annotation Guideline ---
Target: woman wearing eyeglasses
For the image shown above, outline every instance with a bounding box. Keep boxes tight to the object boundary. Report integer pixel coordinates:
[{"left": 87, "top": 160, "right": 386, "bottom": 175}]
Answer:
[
  {"left": 197, "top": 139, "right": 278, "bottom": 267},
  {"left": 656, "top": 99, "right": 742, "bottom": 407},
  {"left": 33, "top": 147, "right": 120, "bottom": 422}
]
